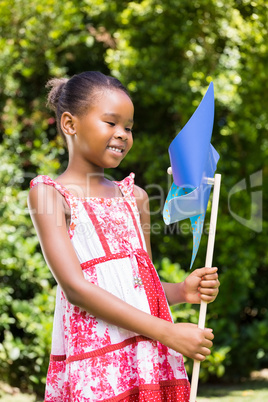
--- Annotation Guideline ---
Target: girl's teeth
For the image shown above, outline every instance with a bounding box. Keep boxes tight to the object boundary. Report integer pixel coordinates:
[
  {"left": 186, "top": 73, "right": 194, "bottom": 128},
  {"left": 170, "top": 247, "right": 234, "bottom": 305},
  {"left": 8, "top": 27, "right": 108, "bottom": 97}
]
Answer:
[{"left": 108, "top": 147, "right": 122, "bottom": 153}]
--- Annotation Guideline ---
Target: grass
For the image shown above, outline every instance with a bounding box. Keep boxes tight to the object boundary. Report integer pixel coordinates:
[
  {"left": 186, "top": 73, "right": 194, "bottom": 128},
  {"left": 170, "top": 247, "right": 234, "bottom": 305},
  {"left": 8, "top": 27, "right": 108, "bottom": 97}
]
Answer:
[
  {"left": 198, "top": 379, "right": 268, "bottom": 401},
  {"left": 1, "top": 372, "right": 268, "bottom": 402}
]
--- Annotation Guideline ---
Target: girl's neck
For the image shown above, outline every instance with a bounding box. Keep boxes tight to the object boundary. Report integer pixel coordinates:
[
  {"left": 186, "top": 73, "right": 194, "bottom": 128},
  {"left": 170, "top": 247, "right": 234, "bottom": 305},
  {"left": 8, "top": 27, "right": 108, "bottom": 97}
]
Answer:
[
  {"left": 56, "top": 160, "right": 121, "bottom": 199},
  {"left": 62, "top": 161, "right": 104, "bottom": 183}
]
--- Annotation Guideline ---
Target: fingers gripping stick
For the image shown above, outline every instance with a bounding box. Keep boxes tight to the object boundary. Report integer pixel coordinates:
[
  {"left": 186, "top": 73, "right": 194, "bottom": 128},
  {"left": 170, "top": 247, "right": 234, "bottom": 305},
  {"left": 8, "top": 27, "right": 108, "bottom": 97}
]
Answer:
[{"left": 189, "top": 173, "right": 221, "bottom": 402}]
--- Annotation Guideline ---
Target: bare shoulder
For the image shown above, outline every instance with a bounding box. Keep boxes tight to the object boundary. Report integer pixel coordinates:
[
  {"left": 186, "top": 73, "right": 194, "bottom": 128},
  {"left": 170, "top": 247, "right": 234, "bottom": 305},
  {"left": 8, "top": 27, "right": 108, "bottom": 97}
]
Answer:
[
  {"left": 28, "top": 183, "right": 65, "bottom": 216},
  {"left": 133, "top": 184, "right": 148, "bottom": 200},
  {"left": 133, "top": 184, "right": 149, "bottom": 213}
]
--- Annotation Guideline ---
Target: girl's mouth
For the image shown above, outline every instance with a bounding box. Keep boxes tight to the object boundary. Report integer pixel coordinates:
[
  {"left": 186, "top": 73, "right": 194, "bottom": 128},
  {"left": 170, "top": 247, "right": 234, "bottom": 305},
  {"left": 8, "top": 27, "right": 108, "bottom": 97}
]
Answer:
[{"left": 107, "top": 146, "right": 124, "bottom": 154}]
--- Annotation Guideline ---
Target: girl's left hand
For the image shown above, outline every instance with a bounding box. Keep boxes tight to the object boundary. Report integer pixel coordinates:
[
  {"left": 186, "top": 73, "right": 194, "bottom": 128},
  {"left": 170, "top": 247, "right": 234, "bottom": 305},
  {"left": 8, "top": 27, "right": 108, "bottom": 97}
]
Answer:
[{"left": 183, "top": 267, "right": 220, "bottom": 304}]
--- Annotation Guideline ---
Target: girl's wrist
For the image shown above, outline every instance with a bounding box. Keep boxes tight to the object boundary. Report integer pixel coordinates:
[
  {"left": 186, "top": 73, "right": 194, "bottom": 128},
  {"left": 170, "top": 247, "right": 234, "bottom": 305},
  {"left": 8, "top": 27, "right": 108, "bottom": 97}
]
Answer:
[
  {"left": 180, "top": 281, "right": 187, "bottom": 303},
  {"left": 154, "top": 319, "right": 174, "bottom": 346},
  {"left": 173, "top": 281, "right": 187, "bottom": 304},
  {"left": 162, "top": 281, "right": 186, "bottom": 306}
]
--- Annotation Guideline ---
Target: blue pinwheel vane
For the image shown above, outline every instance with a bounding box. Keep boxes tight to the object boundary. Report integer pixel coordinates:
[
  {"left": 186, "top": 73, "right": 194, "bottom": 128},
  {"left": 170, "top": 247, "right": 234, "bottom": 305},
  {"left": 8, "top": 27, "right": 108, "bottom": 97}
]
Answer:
[
  {"left": 163, "top": 82, "right": 221, "bottom": 402},
  {"left": 163, "top": 82, "right": 219, "bottom": 268}
]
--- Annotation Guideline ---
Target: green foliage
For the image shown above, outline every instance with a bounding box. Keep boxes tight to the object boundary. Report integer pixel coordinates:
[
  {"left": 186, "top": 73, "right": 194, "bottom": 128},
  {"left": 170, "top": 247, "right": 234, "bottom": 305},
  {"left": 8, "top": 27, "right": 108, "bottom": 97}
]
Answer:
[
  {"left": 0, "top": 144, "right": 57, "bottom": 391},
  {"left": 0, "top": 0, "right": 267, "bottom": 395}
]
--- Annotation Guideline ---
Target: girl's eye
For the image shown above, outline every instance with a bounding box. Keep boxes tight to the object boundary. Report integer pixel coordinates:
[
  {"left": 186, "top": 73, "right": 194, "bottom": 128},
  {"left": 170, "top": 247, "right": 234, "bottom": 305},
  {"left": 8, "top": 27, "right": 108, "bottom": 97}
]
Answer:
[
  {"left": 125, "top": 128, "right": 132, "bottom": 133},
  {"left": 106, "top": 122, "right": 115, "bottom": 126}
]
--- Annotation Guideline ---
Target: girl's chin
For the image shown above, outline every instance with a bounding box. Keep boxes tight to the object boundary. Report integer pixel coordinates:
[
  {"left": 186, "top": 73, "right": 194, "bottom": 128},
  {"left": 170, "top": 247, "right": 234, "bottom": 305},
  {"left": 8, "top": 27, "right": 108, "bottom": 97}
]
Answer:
[{"left": 100, "top": 160, "right": 123, "bottom": 169}]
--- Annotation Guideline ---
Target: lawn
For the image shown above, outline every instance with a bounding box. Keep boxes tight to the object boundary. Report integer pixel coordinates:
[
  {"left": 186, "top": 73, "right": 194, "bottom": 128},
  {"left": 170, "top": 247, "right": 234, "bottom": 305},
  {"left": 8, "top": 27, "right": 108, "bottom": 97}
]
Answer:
[{"left": 198, "top": 379, "right": 268, "bottom": 401}]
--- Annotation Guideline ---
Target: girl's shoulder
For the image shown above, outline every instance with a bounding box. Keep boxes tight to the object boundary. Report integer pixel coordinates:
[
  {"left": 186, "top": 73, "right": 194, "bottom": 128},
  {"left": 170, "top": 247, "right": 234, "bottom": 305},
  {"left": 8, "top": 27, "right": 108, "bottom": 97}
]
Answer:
[
  {"left": 29, "top": 175, "right": 74, "bottom": 199},
  {"left": 30, "top": 174, "right": 55, "bottom": 188},
  {"left": 114, "top": 172, "right": 135, "bottom": 197},
  {"left": 28, "top": 175, "right": 75, "bottom": 217},
  {"left": 116, "top": 173, "right": 149, "bottom": 217},
  {"left": 115, "top": 172, "right": 148, "bottom": 200}
]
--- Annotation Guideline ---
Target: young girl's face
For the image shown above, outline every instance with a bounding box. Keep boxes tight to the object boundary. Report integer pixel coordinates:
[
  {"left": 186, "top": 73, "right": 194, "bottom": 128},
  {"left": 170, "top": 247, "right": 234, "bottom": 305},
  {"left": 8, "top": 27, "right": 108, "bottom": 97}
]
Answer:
[{"left": 70, "top": 89, "right": 134, "bottom": 170}]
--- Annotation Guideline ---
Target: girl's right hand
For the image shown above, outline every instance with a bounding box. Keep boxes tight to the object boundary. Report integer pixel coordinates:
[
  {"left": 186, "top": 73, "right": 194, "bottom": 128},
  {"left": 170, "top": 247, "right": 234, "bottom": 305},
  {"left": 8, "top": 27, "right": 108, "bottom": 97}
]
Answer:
[{"left": 162, "top": 322, "right": 214, "bottom": 361}]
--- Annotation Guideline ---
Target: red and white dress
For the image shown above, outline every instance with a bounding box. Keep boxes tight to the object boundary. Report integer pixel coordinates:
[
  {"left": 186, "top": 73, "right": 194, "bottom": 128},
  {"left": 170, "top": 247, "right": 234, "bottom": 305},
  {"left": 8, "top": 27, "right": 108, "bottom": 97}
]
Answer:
[{"left": 30, "top": 173, "right": 190, "bottom": 402}]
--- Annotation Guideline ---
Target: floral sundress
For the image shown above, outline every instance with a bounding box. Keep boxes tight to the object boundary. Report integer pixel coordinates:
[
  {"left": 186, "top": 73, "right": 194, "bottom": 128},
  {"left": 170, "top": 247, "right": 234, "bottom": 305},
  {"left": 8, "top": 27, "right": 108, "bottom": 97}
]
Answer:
[{"left": 30, "top": 173, "right": 190, "bottom": 402}]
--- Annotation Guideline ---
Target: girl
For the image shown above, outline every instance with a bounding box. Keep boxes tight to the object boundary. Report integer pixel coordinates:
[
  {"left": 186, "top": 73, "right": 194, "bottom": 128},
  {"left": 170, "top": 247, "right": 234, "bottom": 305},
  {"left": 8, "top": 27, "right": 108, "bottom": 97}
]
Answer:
[{"left": 28, "top": 71, "right": 219, "bottom": 402}]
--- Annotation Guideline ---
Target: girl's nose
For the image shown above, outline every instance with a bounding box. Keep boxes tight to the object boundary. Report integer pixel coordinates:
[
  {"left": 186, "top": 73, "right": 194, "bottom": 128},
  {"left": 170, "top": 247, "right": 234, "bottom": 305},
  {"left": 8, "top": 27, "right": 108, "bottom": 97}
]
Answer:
[{"left": 114, "top": 129, "right": 128, "bottom": 140}]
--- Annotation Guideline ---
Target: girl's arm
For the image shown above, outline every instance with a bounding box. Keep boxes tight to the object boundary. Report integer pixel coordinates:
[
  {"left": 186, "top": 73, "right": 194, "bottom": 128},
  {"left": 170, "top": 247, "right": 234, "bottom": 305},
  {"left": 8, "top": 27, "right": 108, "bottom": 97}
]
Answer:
[
  {"left": 134, "top": 185, "right": 220, "bottom": 306},
  {"left": 28, "top": 183, "right": 213, "bottom": 361}
]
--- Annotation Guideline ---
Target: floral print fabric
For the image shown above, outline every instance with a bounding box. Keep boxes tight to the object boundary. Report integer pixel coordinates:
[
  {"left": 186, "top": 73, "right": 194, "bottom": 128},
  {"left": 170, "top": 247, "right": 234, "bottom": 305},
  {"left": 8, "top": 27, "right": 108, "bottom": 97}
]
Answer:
[{"left": 30, "top": 173, "right": 190, "bottom": 401}]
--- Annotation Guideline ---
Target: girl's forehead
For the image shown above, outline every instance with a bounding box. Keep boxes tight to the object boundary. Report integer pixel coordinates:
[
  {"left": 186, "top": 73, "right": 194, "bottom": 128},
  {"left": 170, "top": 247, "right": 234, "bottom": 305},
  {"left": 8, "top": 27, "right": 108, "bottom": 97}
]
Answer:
[
  {"left": 99, "top": 88, "right": 132, "bottom": 103},
  {"left": 94, "top": 89, "right": 134, "bottom": 115}
]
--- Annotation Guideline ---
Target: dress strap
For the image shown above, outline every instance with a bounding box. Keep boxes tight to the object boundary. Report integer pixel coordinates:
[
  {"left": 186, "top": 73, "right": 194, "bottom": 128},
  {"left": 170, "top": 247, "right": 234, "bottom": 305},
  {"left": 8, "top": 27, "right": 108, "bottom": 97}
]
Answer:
[
  {"left": 30, "top": 175, "right": 79, "bottom": 239},
  {"left": 114, "top": 172, "right": 135, "bottom": 197},
  {"left": 30, "top": 175, "right": 74, "bottom": 206},
  {"left": 115, "top": 173, "right": 145, "bottom": 250}
]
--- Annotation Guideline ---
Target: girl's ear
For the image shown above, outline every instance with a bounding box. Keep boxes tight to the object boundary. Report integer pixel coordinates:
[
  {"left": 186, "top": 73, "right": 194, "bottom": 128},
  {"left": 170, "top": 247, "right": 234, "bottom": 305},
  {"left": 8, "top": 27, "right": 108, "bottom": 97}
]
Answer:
[{"left": 61, "top": 112, "right": 76, "bottom": 136}]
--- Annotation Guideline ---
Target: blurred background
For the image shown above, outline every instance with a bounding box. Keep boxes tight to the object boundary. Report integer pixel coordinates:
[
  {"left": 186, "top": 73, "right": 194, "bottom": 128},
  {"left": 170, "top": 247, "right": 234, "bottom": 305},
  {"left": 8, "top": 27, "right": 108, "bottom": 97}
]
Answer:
[{"left": 0, "top": 0, "right": 267, "bottom": 398}]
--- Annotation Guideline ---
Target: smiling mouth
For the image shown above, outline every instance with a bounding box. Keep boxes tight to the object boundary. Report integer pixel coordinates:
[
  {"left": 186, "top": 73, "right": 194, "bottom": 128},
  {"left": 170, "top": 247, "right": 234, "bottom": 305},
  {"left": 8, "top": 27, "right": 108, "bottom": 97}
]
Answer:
[{"left": 107, "top": 146, "right": 124, "bottom": 153}]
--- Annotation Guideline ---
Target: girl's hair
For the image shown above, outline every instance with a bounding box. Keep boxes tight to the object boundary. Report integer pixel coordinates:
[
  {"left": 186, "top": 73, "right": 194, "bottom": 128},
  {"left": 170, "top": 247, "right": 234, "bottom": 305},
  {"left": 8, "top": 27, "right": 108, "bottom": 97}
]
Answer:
[{"left": 46, "top": 71, "right": 130, "bottom": 140}]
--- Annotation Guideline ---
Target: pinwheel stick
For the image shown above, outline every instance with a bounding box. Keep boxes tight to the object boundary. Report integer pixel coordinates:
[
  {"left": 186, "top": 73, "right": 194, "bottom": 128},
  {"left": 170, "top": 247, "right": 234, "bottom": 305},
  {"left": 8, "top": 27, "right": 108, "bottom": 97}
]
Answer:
[{"left": 189, "top": 173, "right": 221, "bottom": 402}]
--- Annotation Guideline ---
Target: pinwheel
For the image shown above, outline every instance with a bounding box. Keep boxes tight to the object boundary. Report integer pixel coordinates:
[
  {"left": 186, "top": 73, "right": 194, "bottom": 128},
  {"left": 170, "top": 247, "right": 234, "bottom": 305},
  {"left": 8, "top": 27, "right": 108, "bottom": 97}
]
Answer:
[{"left": 163, "top": 82, "right": 221, "bottom": 402}]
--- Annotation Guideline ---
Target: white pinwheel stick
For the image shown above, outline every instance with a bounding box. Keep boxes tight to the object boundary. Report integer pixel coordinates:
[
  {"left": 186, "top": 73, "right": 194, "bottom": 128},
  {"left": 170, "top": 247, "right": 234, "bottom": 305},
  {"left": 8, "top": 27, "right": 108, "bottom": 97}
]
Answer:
[{"left": 189, "top": 173, "right": 221, "bottom": 402}]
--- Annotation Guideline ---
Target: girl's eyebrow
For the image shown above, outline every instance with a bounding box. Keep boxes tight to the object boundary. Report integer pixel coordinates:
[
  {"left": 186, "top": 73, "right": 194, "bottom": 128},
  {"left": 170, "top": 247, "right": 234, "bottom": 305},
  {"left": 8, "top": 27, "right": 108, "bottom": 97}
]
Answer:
[{"left": 102, "top": 113, "right": 134, "bottom": 124}]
